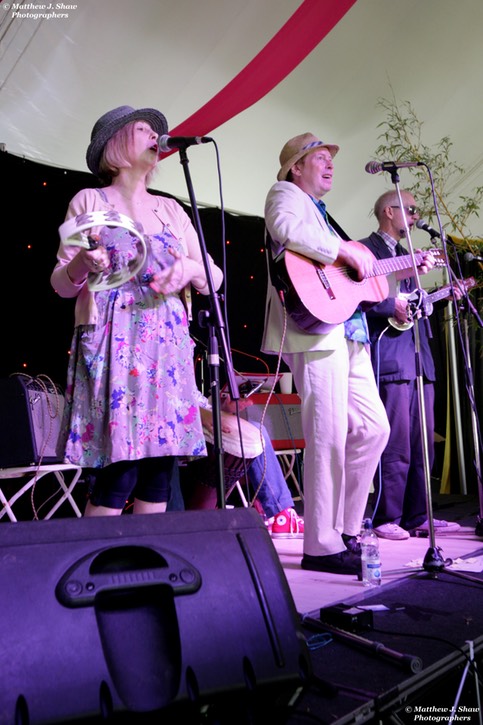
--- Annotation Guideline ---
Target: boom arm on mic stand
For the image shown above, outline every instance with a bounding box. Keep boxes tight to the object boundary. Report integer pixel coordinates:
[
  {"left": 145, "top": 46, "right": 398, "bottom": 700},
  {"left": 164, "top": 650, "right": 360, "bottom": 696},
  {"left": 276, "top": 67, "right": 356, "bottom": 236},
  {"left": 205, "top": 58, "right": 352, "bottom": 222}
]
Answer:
[
  {"left": 365, "top": 160, "right": 424, "bottom": 174},
  {"left": 416, "top": 219, "right": 455, "bottom": 246},
  {"left": 158, "top": 135, "right": 213, "bottom": 153}
]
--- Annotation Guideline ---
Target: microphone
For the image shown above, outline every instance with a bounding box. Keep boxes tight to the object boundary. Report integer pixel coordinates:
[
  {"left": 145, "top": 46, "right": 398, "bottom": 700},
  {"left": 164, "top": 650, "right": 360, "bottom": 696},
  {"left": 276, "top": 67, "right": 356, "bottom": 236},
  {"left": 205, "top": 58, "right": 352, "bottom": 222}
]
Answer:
[
  {"left": 464, "top": 252, "right": 483, "bottom": 263},
  {"left": 158, "top": 134, "right": 213, "bottom": 153},
  {"left": 365, "top": 160, "right": 424, "bottom": 174},
  {"left": 416, "top": 220, "right": 441, "bottom": 238}
]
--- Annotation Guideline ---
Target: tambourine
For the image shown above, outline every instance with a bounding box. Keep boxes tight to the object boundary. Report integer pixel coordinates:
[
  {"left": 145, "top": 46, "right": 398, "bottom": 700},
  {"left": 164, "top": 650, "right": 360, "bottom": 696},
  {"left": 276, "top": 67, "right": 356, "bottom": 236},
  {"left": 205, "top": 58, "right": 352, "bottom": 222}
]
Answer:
[{"left": 59, "top": 210, "right": 147, "bottom": 291}]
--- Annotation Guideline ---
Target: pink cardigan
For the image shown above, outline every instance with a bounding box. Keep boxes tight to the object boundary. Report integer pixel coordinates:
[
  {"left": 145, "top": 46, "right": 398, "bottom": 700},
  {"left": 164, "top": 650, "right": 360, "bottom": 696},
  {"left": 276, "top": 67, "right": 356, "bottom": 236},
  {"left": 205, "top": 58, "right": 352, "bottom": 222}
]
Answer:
[{"left": 51, "top": 188, "right": 222, "bottom": 326}]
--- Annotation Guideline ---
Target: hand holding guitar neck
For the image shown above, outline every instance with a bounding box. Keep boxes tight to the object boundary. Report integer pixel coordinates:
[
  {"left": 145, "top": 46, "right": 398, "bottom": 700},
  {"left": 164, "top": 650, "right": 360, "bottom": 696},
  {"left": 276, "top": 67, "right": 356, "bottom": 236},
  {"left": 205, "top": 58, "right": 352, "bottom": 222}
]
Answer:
[{"left": 278, "top": 245, "right": 447, "bottom": 333}]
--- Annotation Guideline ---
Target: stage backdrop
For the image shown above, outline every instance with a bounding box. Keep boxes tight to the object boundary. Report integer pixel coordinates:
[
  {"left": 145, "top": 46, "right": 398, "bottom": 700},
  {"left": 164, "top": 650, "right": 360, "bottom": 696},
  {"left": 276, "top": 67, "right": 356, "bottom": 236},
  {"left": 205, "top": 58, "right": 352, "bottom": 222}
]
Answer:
[{"left": 2, "top": 150, "right": 480, "bottom": 493}]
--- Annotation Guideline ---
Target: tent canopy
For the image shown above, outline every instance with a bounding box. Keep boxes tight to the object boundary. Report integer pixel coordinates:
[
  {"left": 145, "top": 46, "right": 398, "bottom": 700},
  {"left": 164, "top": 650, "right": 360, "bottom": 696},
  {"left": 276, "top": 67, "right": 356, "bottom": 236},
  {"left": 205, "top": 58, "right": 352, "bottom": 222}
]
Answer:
[{"left": 2, "top": 0, "right": 482, "bottom": 239}]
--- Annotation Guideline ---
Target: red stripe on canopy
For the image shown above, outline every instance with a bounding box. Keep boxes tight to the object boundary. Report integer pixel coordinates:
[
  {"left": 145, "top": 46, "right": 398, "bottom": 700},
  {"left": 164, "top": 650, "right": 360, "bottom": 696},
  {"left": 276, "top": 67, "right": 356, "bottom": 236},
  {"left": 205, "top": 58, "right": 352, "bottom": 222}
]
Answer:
[{"left": 163, "top": 0, "right": 357, "bottom": 148}]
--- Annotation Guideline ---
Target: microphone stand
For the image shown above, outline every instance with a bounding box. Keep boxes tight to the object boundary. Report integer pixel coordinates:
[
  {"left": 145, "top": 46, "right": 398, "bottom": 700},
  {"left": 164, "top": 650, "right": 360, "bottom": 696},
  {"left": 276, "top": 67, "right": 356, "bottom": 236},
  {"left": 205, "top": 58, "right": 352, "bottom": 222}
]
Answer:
[
  {"left": 386, "top": 167, "right": 444, "bottom": 574},
  {"left": 383, "top": 168, "right": 483, "bottom": 587},
  {"left": 447, "top": 268, "right": 483, "bottom": 536},
  {"left": 429, "top": 240, "right": 483, "bottom": 535},
  {"left": 175, "top": 144, "right": 239, "bottom": 509},
  {"left": 463, "top": 307, "right": 483, "bottom": 537}
]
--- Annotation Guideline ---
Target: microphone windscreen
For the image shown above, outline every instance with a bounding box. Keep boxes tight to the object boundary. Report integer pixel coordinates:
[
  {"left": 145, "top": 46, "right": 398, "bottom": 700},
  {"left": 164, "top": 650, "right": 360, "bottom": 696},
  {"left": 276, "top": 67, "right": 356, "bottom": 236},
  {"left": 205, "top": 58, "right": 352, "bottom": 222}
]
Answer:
[{"left": 364, "top": 161, "right": 381, "bottom": 174}]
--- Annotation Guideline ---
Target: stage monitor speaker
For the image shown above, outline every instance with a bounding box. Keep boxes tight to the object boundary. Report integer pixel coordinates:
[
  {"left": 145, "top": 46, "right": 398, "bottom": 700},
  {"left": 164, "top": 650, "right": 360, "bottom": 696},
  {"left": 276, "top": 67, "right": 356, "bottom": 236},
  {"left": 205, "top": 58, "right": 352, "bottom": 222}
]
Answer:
[
  {"left": 0, "top": 508, "right": 310, "bottom": 724},
  {"left": 0, "top": 375, "right": 64, "bottom": 467},
  {"left": 240, "top": 393, "right": 304, "bottom": 450}
]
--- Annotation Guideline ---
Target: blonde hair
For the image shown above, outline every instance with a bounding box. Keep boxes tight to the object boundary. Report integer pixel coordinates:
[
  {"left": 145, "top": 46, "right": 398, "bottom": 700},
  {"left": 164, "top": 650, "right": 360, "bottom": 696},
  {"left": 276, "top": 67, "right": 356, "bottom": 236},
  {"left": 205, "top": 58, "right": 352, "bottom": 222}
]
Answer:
[{"left": 98, "top": 121, "right": 157, "bottom": 186}]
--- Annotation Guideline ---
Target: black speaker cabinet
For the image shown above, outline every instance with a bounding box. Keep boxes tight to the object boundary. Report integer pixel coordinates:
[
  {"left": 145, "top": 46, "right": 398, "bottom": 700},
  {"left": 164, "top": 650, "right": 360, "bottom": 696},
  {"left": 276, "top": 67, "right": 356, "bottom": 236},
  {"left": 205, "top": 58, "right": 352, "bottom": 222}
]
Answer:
[
  {"left": 0, "top": 508, "right": 310, "bottom": 724},
  {"left": 0, "top": 376, "right": 64, "bottom": 467}
]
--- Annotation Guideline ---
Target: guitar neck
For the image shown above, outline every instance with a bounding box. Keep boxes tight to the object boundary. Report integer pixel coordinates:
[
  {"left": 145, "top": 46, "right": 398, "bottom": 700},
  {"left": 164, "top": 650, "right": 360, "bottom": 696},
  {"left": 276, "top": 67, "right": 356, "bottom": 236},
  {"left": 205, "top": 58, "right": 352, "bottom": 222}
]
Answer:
[
  {"left": 425, "top": 287, "right": 451, "bottom": 306},
  {"left": 424, "top": 277, "right": 475, "bottom": 307},
  {"left": 371, "top": 251, "right": 440, "bottom": 279}
]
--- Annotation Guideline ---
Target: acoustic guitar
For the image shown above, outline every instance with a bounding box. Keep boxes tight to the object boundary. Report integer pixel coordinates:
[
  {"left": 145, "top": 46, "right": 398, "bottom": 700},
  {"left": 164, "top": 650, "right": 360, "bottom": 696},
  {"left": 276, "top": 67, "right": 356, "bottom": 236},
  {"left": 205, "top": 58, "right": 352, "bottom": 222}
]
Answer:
[{"left": 278, "top": 243, "right": 447, "bottom": 333}]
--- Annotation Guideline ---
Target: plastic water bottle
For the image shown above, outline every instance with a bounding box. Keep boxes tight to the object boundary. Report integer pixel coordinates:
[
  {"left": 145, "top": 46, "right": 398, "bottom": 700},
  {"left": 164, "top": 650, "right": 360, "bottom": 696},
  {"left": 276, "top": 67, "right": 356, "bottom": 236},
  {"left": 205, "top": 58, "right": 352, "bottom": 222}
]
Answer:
[{"left": 361, "top": 518, "right": 382, "bottom": 587}]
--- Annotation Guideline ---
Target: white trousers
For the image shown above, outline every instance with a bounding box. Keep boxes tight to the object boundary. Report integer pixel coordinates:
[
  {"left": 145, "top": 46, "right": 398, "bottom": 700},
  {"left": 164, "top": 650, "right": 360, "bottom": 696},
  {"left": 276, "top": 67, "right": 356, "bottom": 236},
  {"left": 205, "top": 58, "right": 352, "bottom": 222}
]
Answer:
[{"left": 284, "top": 341, "right": 390, "bottom": 557}]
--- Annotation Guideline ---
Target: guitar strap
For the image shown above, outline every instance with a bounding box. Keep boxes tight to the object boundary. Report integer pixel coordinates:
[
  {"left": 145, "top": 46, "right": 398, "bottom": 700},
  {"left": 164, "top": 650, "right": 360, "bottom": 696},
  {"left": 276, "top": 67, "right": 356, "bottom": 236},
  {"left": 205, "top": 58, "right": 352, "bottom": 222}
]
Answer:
[{"left": 327, "top": 212, "right": 350, "bottom": 241}]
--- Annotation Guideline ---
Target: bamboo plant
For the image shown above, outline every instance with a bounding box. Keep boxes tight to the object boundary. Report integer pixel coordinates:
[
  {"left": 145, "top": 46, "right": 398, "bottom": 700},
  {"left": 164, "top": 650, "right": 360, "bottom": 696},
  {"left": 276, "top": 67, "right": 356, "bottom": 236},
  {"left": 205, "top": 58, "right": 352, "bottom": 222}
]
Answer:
[{"left": 374, "top": 94, "right": 483, "bottom": 282}]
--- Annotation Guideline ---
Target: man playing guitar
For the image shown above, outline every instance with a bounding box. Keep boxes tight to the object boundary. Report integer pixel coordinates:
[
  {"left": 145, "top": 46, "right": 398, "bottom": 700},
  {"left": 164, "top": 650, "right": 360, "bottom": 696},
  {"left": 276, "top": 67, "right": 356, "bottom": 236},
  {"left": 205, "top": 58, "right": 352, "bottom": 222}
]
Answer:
[{"left": 359, "top": 190, "right": 461, "bottom": 540}]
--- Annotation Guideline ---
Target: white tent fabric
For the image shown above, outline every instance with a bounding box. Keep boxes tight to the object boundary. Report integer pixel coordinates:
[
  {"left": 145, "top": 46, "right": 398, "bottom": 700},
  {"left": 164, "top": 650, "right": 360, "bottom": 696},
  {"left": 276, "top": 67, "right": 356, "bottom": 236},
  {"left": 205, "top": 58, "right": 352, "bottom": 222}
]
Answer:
[{"left": 1, "top": 0, "right": 483, "bottom": 239}]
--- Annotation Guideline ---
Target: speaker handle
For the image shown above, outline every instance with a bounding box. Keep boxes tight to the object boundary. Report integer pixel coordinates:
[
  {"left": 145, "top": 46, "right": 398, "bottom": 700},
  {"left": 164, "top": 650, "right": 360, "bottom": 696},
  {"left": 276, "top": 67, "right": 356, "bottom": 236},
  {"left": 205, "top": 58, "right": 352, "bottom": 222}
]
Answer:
[{"left": 56, "top": 544, "right": 201, "bottom": 607}]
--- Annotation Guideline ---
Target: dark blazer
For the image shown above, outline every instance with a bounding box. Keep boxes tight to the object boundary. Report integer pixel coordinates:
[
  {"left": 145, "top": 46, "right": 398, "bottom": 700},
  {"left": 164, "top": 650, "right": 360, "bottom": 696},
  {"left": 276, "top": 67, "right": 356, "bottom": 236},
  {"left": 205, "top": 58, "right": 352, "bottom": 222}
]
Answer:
[{"left": 359, "top": 232, "right": 435, "bottom": 383}]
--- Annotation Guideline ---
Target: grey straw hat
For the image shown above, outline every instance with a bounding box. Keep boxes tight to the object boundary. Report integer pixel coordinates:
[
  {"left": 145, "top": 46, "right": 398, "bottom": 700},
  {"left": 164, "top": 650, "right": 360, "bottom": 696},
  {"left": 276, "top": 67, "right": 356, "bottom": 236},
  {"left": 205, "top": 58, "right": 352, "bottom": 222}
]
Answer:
[
  {"left": 86, "top": 105, "right": 168, "bottom": 176},
  {"left": 277, "top": 132, "right": 339, "bottom": 181}
]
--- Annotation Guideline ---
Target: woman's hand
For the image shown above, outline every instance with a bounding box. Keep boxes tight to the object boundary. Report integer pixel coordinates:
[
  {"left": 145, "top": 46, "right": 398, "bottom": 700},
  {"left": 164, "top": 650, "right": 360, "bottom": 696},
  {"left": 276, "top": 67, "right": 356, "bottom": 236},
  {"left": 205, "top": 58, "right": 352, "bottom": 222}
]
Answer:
[
  {"left": 66, "top": 235, "right": 110, "bottom": 284},
  {"left": 81, "top": 246, "right": 111, "bottom": 274},
  {"left": 149, "top": 248, "right": 205, "bottom": 295}
]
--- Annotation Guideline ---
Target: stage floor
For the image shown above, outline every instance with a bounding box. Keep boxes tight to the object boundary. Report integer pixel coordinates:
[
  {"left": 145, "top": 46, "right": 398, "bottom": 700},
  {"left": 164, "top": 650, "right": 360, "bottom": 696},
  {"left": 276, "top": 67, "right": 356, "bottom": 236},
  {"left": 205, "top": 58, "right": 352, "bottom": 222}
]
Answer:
[
  {"left": 273, "top": 495, "right": 483, "bottom": 725},
  {"left": 274, "top": 494, "right": 483, "bottom": 615}
]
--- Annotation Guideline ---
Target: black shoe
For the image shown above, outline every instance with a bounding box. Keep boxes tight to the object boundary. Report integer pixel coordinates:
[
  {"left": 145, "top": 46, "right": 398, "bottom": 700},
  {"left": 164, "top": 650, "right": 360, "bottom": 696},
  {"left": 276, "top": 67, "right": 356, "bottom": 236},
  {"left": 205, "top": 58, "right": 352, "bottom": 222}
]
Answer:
[
  {"left": 301, "top": 550, "right": 361, "bottom": 575},
  {"left": 342, "top": 534, "right": 361, "bottom": 555}
]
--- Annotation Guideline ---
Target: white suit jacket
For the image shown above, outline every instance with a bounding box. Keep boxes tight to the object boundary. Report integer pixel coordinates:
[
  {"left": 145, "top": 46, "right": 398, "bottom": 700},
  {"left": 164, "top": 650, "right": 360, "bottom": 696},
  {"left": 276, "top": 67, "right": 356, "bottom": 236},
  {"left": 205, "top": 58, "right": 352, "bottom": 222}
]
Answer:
[{"left": 261, "top": 181, "right": 345, "bottom": 354}]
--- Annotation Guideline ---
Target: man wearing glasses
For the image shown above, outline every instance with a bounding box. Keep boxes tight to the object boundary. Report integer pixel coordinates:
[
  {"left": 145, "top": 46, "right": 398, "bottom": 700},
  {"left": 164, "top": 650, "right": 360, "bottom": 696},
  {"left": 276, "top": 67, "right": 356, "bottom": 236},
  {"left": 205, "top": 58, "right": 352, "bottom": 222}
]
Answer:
[{"left": 359, "top": 190, "right": 460, "bottom": 540}]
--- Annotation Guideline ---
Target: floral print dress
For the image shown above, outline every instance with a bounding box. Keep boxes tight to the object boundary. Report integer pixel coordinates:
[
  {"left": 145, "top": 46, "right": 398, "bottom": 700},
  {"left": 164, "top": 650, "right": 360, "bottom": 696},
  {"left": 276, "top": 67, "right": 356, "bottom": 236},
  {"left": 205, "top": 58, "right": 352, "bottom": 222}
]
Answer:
[{"left": 60, "top": 201, "right": 207, "bottom": 469}]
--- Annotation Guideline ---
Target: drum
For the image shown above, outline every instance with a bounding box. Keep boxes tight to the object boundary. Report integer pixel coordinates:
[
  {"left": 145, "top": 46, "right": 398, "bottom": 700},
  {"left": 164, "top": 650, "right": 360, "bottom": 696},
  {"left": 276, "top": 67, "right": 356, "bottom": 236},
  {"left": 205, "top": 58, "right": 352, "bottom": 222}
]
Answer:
[{"left": 181, "top": 412, "right": 264, "bottom": 508}]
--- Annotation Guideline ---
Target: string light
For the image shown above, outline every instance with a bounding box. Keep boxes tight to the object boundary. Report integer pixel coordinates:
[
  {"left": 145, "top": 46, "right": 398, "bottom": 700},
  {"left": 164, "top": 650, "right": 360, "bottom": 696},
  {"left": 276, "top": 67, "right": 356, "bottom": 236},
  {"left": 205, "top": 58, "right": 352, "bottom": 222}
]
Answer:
[{"left": 3, "top": 153, "right": 274, "bottom": 386}]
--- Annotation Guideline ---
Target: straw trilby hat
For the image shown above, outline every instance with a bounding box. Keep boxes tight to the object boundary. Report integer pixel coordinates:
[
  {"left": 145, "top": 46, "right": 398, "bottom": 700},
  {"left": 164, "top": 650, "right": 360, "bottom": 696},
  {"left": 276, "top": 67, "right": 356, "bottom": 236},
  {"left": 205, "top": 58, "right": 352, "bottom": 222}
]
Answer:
[
  {"left": 86, "top": 105, "right": 168, "bottom": 176},
  {"left": 277, "top": 133, "right": 339, "bottom": 181}
]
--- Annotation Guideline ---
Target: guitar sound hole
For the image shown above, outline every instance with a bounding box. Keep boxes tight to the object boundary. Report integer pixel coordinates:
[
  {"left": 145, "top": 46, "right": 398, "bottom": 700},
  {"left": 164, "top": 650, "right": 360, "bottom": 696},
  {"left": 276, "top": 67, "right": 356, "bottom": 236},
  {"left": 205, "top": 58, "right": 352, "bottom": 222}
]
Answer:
[{"left": 347, "top": 267, "right": 361, "bottom": 283}]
